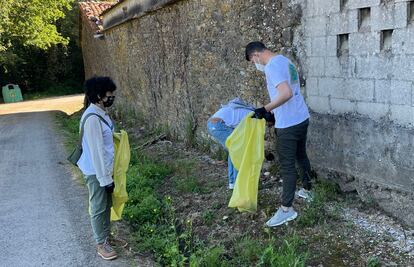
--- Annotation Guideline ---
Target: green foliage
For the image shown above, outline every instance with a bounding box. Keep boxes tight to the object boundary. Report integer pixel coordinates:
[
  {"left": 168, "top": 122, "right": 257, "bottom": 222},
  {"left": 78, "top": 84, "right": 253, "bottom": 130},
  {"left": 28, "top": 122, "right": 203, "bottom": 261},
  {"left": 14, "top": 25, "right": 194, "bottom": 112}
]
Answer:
[
  {"left": 0, "top": 0, "right": 85, "bottom": 97},
  {"left": 258, "top": 235, "right": 308, "bottom": 267},
  {"left": 174, "top": 175, "right": 203, "bottom": 193},
  {"left": 201, "top": 210, "right": 214, "bottom": 226},
  {"left": 55, "top": 112, "right": 81, "bottom": 149},
  {"left": 172, "top": 160, "right": 205, "bottom": 193},
  {"left": 0, "top": 0, "right": 72, "bottom": 51},
  {"left": 298, "top": 180, "right": 340, "bottom": 227},
  {"left": 184, "top": 114, "right": 196, "bottom": 148},
  {"left": 190, "top": 246, "right": 228, "bottom": 267},
  {"left": 367, "top": 256, "right": 381, "bottom": 267},
  {"left": 232, "top": 237, "right": 265, "bottom": 265}
]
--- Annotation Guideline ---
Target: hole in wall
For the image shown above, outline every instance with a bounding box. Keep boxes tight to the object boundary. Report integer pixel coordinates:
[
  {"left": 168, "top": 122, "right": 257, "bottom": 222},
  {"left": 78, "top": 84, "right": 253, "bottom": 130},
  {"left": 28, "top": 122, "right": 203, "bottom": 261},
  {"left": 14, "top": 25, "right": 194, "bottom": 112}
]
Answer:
[
  {"left": 381, "top": 29, "right": 393, "bottom": 51},
  {"left": 337, "top": 34, "right": 349, "bottom": 57},
  {"left": 358, "top": 7, "right": 371, "bottom": 31},
  {"left": 409, "top": 1, "right": 414, "bottom": 22},
  {"left": 340, "top": 0, "right": 348, "bottom": 11}
]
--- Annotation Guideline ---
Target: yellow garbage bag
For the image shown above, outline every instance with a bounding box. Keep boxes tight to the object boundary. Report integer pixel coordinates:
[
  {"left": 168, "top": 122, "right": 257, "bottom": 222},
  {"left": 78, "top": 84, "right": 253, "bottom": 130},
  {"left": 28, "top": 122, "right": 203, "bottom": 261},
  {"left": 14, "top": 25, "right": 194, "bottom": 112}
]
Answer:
[
  {"left": 226, "top": 112, "right": 265, "bottom": 212},
  {"left": 111, "top": 130, "right": 130, "bottom": 221}
]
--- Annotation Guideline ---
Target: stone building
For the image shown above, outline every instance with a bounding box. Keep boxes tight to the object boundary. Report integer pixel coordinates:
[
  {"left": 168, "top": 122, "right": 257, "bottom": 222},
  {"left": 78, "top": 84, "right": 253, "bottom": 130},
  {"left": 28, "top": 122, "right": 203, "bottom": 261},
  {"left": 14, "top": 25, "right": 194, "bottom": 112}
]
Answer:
[{"left": 79, "top": 0, "right": 414, "bottom": 226}]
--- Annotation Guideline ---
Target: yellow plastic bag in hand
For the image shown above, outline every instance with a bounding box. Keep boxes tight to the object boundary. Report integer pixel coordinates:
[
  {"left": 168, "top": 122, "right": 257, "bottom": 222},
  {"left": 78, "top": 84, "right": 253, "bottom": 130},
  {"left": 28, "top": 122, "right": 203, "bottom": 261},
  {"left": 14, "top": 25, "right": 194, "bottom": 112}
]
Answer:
[
  {"left": 111, "top": 130, "right": 130, "bottom": 221},
  {"left": 226, "top": 112, "right": 265, "bottom": 212}
]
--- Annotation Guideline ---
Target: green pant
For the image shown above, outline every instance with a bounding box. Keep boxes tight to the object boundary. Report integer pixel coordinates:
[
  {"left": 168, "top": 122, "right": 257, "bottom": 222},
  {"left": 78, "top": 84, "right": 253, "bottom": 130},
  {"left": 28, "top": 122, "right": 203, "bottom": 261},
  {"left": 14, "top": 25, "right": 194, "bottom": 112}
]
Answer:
[{"left": 86, "top": 175, "right": 112, "bottom": 244}]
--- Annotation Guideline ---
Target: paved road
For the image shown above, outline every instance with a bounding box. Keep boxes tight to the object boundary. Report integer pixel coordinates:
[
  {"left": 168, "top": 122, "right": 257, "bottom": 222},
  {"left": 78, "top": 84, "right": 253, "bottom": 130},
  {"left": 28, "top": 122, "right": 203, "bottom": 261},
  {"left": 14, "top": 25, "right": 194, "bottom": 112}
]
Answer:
[{"left": 0, "top": 102, "right": 130, "bottom": 266}]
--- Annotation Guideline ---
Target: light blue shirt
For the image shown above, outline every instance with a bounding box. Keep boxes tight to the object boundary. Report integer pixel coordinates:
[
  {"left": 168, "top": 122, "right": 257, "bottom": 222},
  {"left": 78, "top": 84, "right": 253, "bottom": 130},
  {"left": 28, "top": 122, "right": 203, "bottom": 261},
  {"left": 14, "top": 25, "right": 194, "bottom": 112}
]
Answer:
[
  {"left": 77, "top": 104, "right": 114, "bottom": 186},
  {"left": 212, "top": 98, "right": 255, "bottom": 128},
  {"left": 264, "top": 55, "right": 310, "bottom": 129}
]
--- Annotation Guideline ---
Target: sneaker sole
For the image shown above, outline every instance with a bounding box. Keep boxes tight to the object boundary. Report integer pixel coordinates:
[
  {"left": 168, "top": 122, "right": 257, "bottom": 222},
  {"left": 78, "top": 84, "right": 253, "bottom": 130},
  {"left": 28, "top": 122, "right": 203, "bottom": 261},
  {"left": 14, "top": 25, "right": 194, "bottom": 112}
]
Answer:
[
  {"left": 97, "top": 252, "right": 118, "bottom": 260},
  {"left": 266, "top": 212, "right": 298, "bottom": 227}
]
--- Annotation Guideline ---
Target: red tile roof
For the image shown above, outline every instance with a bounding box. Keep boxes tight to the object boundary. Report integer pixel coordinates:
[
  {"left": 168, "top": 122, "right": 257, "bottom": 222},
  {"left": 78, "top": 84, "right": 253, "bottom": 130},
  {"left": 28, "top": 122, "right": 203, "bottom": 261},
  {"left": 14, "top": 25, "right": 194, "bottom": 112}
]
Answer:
[{"left": 79, "top": 1, "right": 116, "bottom": 33}]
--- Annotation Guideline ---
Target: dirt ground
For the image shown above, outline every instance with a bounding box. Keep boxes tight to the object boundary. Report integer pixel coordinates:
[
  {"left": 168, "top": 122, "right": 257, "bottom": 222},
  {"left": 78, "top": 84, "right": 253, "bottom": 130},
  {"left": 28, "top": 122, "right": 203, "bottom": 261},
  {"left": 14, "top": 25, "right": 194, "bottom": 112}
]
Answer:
[
  {"left": 123, "top": 122, "right": 414, "bottom": 267},
  {"left": 0, "top": 94, "right": 84, "bottom": 115}
]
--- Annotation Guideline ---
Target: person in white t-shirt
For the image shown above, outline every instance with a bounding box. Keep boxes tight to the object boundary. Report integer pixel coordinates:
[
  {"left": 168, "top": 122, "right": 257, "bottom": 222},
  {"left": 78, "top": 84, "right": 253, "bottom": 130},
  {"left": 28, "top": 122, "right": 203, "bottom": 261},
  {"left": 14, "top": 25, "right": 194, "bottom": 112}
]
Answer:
[
  {"left": 245, "top": 41, "right": 313, "bottom": 227},
  {"left": 78, "top": 76, "right": 118, "bottom": 260},
  {"left": 207, "top": 98, "right": 257, "bottom": 189}
]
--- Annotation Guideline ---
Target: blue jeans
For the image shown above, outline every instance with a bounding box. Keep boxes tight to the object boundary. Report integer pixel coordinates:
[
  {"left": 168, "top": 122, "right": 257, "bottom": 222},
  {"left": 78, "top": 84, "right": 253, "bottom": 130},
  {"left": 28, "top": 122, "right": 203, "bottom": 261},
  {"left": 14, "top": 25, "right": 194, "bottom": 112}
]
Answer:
[{"left": 207, "top": 121, "right": 238, "bottom": 185}]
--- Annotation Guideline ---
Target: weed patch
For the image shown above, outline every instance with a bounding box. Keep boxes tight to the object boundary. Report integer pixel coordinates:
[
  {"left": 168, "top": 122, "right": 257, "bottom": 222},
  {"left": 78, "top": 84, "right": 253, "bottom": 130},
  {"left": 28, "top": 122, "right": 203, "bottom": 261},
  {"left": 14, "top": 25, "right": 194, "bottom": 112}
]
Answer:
[{"left": 298, "top": 180, "right": 341, "bottom": 227}]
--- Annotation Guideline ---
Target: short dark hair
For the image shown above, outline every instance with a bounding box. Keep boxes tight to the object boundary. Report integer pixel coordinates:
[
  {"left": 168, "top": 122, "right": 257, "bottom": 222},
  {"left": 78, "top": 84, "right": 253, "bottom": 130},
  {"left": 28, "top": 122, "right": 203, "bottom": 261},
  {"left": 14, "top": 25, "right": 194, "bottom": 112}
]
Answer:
[
  {"left": 245, "top": 41, "right": 267, "bottom": 61},
  {"left": 84, "top": 76, "right": 117, "bottom": 104}
]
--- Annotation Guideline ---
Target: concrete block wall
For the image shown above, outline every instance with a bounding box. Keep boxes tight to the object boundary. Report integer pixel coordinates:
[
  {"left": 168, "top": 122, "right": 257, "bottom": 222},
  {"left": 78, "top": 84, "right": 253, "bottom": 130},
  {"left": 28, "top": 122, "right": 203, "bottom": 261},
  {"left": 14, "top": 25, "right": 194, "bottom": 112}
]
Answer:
[
  {"left": 299, "top": 0, "right": 414, "bottom": 226},
  {"left": 302, "top": 0, "right": 414, "bottom": 128}
]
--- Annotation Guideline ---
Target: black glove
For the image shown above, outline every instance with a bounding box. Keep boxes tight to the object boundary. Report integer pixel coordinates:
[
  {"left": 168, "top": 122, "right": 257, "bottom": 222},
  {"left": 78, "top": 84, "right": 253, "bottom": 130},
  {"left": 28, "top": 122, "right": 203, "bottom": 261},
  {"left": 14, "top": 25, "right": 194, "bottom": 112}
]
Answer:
[
  {"left": 264, "top": 111, "right": 275, "bottom": 124},
  {"left": 252, "top": 107, "right": 267, "bottom": 119},
  {"left": 105, "top": 182, "right": 115, "bottom": 194}
]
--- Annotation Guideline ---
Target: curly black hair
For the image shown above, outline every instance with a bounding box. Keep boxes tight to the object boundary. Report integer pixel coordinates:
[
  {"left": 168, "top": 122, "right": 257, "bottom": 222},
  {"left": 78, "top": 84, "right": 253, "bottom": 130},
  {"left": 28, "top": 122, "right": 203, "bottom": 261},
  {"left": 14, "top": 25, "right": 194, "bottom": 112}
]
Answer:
[{"left": 84, "top": 76, "right": 117, "bottom": 105}]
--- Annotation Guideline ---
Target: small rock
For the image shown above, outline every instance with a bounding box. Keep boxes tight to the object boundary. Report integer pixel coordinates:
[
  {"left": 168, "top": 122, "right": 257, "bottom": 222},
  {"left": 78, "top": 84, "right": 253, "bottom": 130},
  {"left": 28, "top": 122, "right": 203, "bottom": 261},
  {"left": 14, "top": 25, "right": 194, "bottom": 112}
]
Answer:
[
  {"left": 264, "top": 172, "right": 270, "bottom": 176},
  {"left": 222, "top": 216, "right": 229, "bottom": 221}
]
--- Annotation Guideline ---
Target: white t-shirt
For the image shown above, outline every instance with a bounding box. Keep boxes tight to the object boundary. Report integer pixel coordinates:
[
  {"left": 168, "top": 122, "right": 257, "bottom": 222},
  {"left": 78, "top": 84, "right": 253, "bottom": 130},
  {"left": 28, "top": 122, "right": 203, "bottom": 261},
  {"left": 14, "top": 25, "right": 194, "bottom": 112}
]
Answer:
[
  {"left": 213, "top": 106, "right": 252, "bottom": 128},
  {"left": 265, "top": 55, "right": 310, "bottom": 129}
]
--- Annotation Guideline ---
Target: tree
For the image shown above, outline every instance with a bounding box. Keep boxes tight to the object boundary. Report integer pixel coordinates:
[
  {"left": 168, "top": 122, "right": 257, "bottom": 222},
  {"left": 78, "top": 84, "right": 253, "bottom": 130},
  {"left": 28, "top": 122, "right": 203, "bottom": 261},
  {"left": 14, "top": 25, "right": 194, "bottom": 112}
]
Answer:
[
  {"left": 0, "top": 0, "right": 86, "bottom": 95},
  {"left": 0, "top": 0, "right": 73, "bottom": 52}
]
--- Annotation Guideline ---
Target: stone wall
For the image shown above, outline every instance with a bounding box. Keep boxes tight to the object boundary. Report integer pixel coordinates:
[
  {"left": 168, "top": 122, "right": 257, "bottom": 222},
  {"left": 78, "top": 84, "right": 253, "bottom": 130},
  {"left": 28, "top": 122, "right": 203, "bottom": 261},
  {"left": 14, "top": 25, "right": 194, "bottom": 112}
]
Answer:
[
  {"left": 299, "top": 0, "right": 414, "bottom": 226},
  {"left": 81, "top": 0, "right": 414, "bottom": 226},
  {"left": 82, "top": 0, "right": 302, "bottom": 139}
]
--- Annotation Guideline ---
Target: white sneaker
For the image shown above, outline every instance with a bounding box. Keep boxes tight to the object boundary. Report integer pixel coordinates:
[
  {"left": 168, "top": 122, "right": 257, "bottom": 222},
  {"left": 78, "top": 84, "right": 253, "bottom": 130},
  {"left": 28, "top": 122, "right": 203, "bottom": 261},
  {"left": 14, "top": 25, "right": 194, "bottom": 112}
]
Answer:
[
  {"left": 228, "top": 183, "right": 234, "bottom": 190},
  {"left": 266, "top": 207, "right": 298, "bottom": 227},
  {"left": 296, "top": 188, "right": 313, "bottom": 201}
]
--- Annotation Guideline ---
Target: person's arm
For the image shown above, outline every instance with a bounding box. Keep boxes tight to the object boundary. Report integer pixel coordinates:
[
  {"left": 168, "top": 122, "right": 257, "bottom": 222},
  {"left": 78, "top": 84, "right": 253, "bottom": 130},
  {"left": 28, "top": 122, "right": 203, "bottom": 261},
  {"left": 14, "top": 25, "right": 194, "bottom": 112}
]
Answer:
[
  {"left": 264, "top": 81, "right": 293, "bottom": 112},
  {"left": 84, "top": 116, "right": 113, "bottom": 187}
]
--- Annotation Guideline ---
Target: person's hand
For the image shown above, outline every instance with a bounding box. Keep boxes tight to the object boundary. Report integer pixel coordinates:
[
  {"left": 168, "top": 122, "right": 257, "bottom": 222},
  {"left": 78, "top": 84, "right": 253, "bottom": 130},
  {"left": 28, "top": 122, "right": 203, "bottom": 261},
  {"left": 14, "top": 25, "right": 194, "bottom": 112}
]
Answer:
[
  {"left": 264, "top": 112, "right": 275, "bottom": 126},
  {"left": 105, "top": 182, "right": 115, "bottom": 194},
  {"left": 252, "top": 107, "right": 267, "bottom": 119}
]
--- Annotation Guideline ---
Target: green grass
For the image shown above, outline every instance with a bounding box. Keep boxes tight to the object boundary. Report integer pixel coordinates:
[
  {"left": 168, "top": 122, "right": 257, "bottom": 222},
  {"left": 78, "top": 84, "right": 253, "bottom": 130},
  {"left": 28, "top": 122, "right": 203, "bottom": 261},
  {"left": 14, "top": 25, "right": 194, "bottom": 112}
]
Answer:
[
  {"left": 297, "top": 180, "right": 341, "bottom": 227},
  {"left": 367, "top": 256, "right": 381, "bottom": 267},
  {"left": 257, "top": 235, "right": 308, "bottom": 267},
  {"left": 56, "top": 112, "right": 81, "bottom": 149},
  {"left": 57, "top": 111, "right": 310, "bottom": 267}
]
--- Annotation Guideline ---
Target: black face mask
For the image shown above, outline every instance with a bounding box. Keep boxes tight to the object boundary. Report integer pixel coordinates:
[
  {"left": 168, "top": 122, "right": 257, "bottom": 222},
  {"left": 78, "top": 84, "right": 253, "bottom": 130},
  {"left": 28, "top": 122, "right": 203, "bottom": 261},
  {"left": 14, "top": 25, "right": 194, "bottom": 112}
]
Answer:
[{"left": 103, "top": 96, "right": 115, "bottom": 107}]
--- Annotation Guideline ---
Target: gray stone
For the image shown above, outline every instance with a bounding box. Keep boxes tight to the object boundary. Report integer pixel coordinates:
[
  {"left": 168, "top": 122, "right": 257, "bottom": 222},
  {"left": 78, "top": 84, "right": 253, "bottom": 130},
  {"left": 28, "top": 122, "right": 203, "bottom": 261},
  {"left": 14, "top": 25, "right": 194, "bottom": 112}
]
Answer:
[
  {"left": 305, "top": 0, "right": 341, "bottom": 17},
  {"left": 392, "top": 55, "right": 414, "bottom": 81},
  {"left": 390, "top": 80, "right": 413, "bottom": 105},
  {"left": 355, "top": 55, "right": 393, "bottom": 79},
  {"left": 326, "top": 36, "right": 339, "bottom": 57},
  {"left": 347, "top": 0, "right": 381, "bottom": 9},
  {"left": 356, "top": 101, "right": 389, "bottom": 120},
  {"left": 307, "top": 96, "right": 331, "bottom": 113},
  {"left": 304, "top": 16, "right": 327, "bottom": 37},
  {"left": 392, "top": 27, "right": 414, "bottom": 54},
  {"left": 305, "top": 77, "right": 319, "bottom": 96},
  {"left": 349, "top": 32, "right": 381, "bottom": 56},
  {"left": 330, "top": 98, "right": 357, "bottom": 114},
  {"left": 371, "top": 4, "right": 395, "bottom": 31},
  {"left": 390, "top": 104, "right": 414, "bottom": 126},
  {"left": 307, "top": 57, "right": 325, "bottom": 77},
  {"left": 319, "top": 77, "right": 346, "bottom": 98},
  {"left": 394, "top": 2, "right": 409, "bottom": 28},
  {"left": 311, "top": 36, "right": 327, "bottom": 56},
  {"left": 328, "top": 9, "right": 359, "bottom": 35},
  {"left": 308, "top": 112, "right": 414, "bottom": 226},
  {"left": 345, "top": 79, "right": 375, "bottom": 102},
  {"left": 325, "top": 56, "right": 356, "bottom": 78},
  {"left": 375, "top": 79, "right": 392, "bottom": 103}
]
